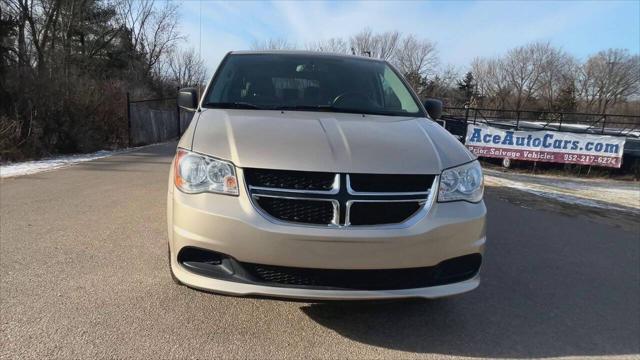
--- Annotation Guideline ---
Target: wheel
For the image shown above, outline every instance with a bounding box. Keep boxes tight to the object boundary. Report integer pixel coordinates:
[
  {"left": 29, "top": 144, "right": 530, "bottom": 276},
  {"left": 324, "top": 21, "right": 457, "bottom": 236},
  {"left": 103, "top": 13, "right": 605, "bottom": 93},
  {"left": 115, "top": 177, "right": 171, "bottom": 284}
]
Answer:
[{"left": 502, "top": 158, "right": 511, "bottom": 168}]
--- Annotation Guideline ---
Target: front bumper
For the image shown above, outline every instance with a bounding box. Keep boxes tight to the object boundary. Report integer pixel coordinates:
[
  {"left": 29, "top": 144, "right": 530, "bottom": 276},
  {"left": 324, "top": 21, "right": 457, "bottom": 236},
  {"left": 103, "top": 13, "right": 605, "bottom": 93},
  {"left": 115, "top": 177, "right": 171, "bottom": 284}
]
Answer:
[
  {"left": 172, "top": 262, "right": 480, "bottom": 300},
  {"left": 167, "top": 169, "right": 486, "bottom": 300}
]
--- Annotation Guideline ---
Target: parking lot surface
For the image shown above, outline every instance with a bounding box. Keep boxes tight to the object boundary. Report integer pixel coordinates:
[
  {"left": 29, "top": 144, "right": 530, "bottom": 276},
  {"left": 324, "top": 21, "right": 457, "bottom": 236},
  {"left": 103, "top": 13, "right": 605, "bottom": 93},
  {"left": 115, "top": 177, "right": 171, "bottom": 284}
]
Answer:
[{"left": 1, "top": 142, "right": 638, "bottom": 359}]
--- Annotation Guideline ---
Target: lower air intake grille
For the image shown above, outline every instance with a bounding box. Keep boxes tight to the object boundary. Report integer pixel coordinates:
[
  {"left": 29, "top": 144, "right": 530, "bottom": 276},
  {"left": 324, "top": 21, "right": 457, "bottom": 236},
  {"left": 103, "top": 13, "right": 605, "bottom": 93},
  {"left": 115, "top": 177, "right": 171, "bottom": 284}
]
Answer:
[
  {"left": 242, "top": 254, "right": 482, "bottom": 290},
  {"left": 255, "top": 196, "right": 334, "bottom": 225}
]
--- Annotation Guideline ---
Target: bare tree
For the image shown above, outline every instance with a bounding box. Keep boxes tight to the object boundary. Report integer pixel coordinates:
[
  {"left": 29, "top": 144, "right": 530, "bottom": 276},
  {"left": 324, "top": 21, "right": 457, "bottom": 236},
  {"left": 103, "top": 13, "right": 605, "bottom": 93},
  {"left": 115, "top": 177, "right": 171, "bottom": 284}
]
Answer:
[
  {"left": 374, "top": 31, "right": 401, "bottom": 61},
  {"left": 348, "top": 28, "right": 400, "bottom": 60},
  {"left": 538, "top": 47, "right": 576, "bottom": 111},
  {"left": 576, "top": 49, "right": 640, "bottom": 113},
  {"left": 349, "top": 28, "right": 375, "bottom": 57},
  {"left": 470, "top": 58, "right": 491, "bottom": 100},
  {"left": 166, "top": 47, "right": 207, "bottom": 88},
  {"left": 423, "top": 65, "right": 460, "bottom": 101},
  {"left": 250, "top": 38, "right": 295, "bottom": 50},
  {"left": 501, "top": 42, "right": 550, "bottom": 110},
  {"left": 9, "top": 0, "right": 62, "bottom": 72},
  {"left": 394, "top": 35, "right": 438, "bottom": 76},
  {"left": 116, "top": 0, "right": 183, "bottom": 75},
  {"left": 471, "top": 44, "right": 639, "bottom": 113},
  {"left": 471, "top": 57, "right": 512, "bottom": 108},
  {"left": 306, "top": 37, "right": 349, "bottom": 54},
  {"left": 394, "top": 35, "right": 438, "bottom": 91}
]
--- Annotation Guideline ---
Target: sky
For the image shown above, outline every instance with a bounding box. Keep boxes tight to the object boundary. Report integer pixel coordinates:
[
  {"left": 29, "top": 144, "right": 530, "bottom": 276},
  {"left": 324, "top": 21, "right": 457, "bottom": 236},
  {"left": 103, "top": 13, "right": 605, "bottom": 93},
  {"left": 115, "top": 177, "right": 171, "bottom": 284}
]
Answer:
[{"left": 176, "top": 0, "right": 640, "bottom": 74}]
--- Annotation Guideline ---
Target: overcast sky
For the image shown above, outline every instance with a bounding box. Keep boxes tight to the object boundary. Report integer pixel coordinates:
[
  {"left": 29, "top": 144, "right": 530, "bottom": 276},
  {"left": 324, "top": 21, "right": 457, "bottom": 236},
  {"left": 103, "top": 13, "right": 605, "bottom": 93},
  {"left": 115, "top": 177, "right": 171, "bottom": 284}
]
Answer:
[{"left": 177, "top": 0, "right": 640, "bottom": 74}]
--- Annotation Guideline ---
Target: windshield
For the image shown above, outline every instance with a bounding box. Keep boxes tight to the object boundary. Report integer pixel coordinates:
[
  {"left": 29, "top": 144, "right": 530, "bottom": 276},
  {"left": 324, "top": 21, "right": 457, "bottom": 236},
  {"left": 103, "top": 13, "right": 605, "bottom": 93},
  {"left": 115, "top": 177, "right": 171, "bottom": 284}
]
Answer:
[{"left": 203, "top": 54, "right": 423, "bottom": 117}]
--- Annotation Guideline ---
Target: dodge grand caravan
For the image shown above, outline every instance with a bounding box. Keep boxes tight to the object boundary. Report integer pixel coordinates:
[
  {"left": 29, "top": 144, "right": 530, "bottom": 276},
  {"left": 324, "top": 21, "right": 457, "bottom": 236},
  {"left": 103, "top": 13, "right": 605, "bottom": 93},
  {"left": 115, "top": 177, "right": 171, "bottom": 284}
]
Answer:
[{"left": 167, "top": 51, "right": 486, "bottom": 300}]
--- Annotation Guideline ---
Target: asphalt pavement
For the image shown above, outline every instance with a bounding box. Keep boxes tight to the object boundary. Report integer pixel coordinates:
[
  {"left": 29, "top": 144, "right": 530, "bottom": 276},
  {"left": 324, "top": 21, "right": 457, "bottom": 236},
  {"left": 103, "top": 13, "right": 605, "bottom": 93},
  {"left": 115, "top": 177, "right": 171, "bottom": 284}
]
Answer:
[{"left": 1, "top": 142, "right": 638, "bottom": 359}]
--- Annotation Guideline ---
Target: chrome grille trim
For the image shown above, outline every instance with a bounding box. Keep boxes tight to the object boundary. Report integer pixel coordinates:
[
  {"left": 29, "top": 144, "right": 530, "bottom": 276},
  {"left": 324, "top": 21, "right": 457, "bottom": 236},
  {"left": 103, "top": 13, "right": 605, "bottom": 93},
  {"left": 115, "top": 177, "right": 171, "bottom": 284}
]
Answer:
[{"left": 246, "top": 171, "right": 438, "bottom": 228}]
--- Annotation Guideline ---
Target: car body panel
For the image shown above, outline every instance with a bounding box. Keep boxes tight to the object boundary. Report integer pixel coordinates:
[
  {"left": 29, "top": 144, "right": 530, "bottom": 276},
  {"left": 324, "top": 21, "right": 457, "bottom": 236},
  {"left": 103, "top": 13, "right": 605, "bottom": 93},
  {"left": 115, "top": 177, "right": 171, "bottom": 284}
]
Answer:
[{"left": 189, "top": 109, "right": 474, "bottom": 174}]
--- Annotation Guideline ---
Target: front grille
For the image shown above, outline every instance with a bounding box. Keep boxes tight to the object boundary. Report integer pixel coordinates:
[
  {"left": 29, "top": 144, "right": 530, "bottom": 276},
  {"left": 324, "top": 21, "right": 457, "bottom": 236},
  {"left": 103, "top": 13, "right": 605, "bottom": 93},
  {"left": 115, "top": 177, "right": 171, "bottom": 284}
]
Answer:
[
  {"left": 349, "top": 174, "right": 434, "bottom": 193},
  {"left": 245, "top": 168, "right": 335, "bottom": 191},
  {"left": 255, "top": 196, "right": 334, "bottom": 225},
  {"left": 246, "top": 169, "right": 436, "bottom": 227},
  {"left": 349, "top": 202, "right": 422, "bottom": 226},
  {"left": 242, "top": 254, "right": 482, "bottom": 290}
]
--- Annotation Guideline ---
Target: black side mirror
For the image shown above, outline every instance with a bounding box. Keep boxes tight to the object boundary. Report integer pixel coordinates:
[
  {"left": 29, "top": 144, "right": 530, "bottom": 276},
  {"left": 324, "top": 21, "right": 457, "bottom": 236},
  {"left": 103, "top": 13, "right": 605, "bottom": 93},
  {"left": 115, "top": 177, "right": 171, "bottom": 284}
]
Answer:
[
  {"left": 423, "top": 98, "right": 443, "bottom": 120},
  {"left": 178, "top": 88, "right": 199, "bottom": 111}
]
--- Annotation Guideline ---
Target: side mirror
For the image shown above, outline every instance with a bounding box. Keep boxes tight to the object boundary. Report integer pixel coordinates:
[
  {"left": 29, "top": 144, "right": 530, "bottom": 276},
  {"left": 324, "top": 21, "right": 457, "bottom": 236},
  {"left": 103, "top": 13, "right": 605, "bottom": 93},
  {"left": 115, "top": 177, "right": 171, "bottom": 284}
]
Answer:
[
  {"left": 178, "top": 88, "right": 199, "bottom": 111},
  {"left": 423, "top": 98, "right": 443, "bottom": 120}
]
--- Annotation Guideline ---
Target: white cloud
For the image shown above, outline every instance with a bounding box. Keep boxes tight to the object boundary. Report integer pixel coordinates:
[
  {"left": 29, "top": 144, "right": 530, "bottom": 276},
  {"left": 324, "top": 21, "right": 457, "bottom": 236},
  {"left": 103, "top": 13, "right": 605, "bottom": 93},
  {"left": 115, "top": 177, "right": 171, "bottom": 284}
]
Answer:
[{"left": 177, "top": 0, "right": 639, "bottom": 73}]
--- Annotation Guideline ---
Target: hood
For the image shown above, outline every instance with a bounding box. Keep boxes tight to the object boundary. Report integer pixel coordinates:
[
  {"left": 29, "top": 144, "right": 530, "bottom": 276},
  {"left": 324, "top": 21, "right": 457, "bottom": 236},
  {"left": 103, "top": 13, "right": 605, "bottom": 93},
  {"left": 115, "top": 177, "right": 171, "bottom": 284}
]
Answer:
[{"left": 188, "top": 109, "right": 474, "bottom": 174}]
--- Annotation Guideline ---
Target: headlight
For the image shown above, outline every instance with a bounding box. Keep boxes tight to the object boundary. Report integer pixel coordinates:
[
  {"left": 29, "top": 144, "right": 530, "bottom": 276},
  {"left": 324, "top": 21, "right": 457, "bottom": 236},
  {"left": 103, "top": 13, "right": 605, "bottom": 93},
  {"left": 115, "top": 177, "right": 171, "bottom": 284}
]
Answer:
[
  {"left": 174, "top": 148, "right": 238, "bottom": 195},
  {"left": 438, "top": 160, "right": 483, "bottom": 203}
]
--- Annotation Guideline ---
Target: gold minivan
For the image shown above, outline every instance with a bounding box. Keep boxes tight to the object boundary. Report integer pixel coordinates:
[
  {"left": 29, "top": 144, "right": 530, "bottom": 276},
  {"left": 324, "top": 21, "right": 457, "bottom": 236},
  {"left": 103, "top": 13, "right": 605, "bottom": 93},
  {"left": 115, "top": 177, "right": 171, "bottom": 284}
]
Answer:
[{"left": 167, "top": 51, "right": 485, "bottom": 300}]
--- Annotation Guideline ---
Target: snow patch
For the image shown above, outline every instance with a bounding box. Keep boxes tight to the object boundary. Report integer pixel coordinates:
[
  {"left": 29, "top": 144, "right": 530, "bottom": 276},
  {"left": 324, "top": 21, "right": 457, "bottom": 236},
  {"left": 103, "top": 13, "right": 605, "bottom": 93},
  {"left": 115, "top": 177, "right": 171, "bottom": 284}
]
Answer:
[
  {"left": 1, "top": 147, "right": 143, "bottom": 178},
  {"left": 484, "top": 169, "right": 640, "bottom": 213}
]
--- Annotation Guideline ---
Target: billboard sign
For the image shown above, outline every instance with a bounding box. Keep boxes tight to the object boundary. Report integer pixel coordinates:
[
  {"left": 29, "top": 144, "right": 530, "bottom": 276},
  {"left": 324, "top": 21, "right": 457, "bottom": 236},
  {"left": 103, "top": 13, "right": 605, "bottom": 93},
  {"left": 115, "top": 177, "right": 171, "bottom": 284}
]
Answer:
[{"left": 465, "top": 124, "right": 626, "bottom": 168}]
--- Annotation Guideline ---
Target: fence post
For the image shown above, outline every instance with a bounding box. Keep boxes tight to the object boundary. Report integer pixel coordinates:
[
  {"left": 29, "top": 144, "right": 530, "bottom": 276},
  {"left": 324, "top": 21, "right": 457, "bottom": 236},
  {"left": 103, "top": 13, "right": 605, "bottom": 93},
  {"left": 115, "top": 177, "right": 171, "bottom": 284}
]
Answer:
[
  {"left": 176, "top": 87, "right": 181, "bottom": 138},
  {"left": 559, "top": 113, "right": 563, "bottom": 132},
  {"left": 473, "top": 108, "right": 477, "bottom": 125},
  {"left": 126, "top": 92, "right": 131, "bottom": 146},
  {"left": 601, "top": 115, "right": 606, "bottom": 134},
  {"left": 464, "top": 105, "right": 470, "bottom": 124},
  {"left": 516, "top": 110, "right": 520, "bottom": 130}
]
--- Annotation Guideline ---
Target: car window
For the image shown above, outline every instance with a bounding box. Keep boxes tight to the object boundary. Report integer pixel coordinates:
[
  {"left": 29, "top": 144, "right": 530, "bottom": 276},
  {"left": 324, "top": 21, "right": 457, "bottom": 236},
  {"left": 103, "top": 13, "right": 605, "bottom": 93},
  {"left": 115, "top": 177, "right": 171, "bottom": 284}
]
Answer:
[
  {"left": 379, "top": 68, "right": 420, "bottom": 113},
  {"left": 203, "top": 54, "right": 423, "bottom": 117}
]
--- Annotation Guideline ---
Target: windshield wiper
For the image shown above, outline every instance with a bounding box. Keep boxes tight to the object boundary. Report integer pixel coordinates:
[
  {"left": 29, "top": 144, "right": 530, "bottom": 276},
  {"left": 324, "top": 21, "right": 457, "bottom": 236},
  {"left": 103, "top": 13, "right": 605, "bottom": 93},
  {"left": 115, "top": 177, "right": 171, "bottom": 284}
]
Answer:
[
  {"left": 273, "top": 105, "right": 334, "bottom": 111},
  {"left": 274, "top": 105, "right": 397, "bottom": 116},
  {"left": 204, "top": 103, "right": 410, "bottom": 116},
  {"left": 203, "top": 102, "right": 263, "bottom": 110}
]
